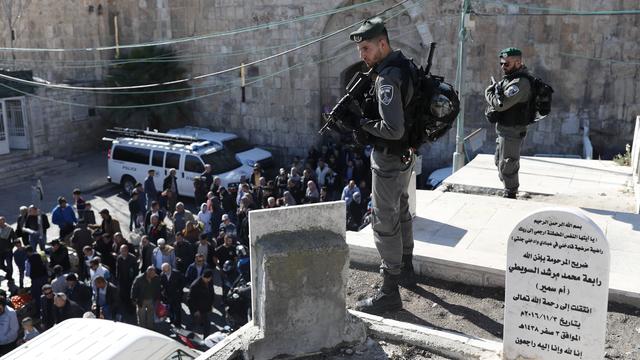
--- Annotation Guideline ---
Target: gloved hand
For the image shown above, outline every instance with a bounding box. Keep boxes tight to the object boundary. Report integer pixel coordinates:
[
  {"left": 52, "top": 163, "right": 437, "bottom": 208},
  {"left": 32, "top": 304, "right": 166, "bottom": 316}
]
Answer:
[{"left": 332, "top": 102, "right": 361, "bottom": 131}]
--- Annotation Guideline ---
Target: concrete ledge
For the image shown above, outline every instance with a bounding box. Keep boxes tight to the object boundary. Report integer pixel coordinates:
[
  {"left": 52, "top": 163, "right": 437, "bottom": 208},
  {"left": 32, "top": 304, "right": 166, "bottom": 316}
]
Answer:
[{"left": 349, "top": 310, "right": 502, "bottom": 360}]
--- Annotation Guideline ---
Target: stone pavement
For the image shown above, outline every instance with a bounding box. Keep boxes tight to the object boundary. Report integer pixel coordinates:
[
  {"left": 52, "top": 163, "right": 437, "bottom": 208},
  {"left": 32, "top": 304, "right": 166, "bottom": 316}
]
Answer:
[
  {"left": 442, "top": 154, "right": 636, "bottom": 212},
  {"left": 347, "top": 189, "right": 640, "bottom": 307},
  {"left": 0, "top": 151, "right": 111, "bottom": 224}
]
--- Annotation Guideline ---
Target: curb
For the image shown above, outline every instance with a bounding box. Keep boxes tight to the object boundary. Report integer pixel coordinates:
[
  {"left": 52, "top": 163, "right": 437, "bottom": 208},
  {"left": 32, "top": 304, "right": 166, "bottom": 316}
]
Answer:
[{"left": 349, "top": 310, "right": 502, "bottom": 360}]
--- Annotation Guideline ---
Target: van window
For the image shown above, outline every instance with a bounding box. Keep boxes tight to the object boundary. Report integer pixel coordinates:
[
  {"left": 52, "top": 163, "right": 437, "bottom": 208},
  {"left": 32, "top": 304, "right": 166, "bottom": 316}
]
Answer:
[
  {"left": 200, "top": 148, "right": 242, "bottom": 174},
  {"left": 223, "top": 137, "right": 252, "bottom": 153},
  {"left": 112, "top": 145, "right": 150, "bottom": 165},
  {"left": 184, "top": 155, "right": 204, "bottom": 173},
  {"left": 165, "top": 152, "right": 180, "bottom": 169},
  {"left": 152, "top": 151, "right": 164, "bottom": 167}
]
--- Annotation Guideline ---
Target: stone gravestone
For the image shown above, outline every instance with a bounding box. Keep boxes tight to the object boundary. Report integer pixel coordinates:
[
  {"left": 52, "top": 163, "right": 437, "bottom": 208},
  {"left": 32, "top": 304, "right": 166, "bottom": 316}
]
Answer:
[{"left": 504, "top": 208, "right": 610, "bottom": 360}]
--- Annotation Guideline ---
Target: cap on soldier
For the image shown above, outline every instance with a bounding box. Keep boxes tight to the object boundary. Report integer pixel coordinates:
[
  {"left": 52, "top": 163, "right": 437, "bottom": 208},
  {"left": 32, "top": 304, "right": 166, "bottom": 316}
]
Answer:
[
  {"left": 499, "top": 47, "right": 522, "bottom": 58},
  {"left": 349, "top": 17, "right": 387, "bottom": 43}
]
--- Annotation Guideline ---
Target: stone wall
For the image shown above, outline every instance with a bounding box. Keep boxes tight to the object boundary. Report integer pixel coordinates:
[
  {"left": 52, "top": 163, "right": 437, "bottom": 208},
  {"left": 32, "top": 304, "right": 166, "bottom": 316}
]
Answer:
[{"left": 1, "top": 0, "right": 638, "bottom": 171}]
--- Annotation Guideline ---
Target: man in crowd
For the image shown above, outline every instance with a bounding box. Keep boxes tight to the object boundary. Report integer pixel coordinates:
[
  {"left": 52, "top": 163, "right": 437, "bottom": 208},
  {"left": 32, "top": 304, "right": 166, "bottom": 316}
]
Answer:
[
  {"left": 51, "top": 197, "right": 77, "bottom": 240},
  {"left": 144, "top": 169, "right": 158, "bottom": 211},
  {"left": 49, "top": 239, "right": 71, "bottom": 273},
  {"left": 65, "top": 273, "right": 92, "bottom": 311},
  {"left": 0, "top": 217, "right": 15, "bottom": 285},
  {"left": 131, "top": 266, "right": 161, "bottom": 330},
  {"left": 187, "top": 269, "right": 215, "bottom": 336},
  {"left": 93, "top": 276, "right": 119, "bottom": 320},
  {"left": 160, "top": 263, "right": 185, "bottom": 327},
  {"left": 173, "top": 202, "right": 195, "bottom": 235},
  {"left": 0, "top": 301, "right": 19, "bottom": 354},
  {"left": 152, "top": 238, "right": 176, "bottom": 272},
  {"left": 25, "top": 246, "right": 48, "bottom": 309},
  {"left": 163, "top": 168, "right": 179, "bottom": 214},
  {"left": 40, "top": 284, "right": 56, "bottom": 330},
  {"left": 116, "top": 244, "right": 138, "bottom": 321},
  {"left": 52, "top": 292, "right": 84, "bottom": 324}
]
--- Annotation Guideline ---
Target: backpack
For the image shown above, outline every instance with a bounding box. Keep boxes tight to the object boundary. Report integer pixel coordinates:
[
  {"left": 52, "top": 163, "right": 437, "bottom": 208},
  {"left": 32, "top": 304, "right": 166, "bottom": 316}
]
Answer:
[
  {"left": 398, "top": 59, "right": 460, "bottom": 147},
  {"left": 518, "top": 74, "right": 554, "bottom": 123}
]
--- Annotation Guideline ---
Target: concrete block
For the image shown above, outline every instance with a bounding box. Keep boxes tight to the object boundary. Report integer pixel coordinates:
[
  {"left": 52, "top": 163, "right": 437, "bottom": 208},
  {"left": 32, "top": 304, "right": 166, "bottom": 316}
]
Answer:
[{"left": 246, "top": 201, "right": 366, "bottom": 359}]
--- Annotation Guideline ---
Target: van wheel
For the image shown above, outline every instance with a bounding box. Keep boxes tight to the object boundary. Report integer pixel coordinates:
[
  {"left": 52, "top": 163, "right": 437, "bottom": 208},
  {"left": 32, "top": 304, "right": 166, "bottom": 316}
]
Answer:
[{"left": 121, "top": 175, "right": 136, "bottom": 194}]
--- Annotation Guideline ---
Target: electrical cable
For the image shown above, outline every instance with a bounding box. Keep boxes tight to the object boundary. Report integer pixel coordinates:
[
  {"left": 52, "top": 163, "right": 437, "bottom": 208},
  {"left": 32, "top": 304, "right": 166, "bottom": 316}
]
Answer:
[
  {"left": 0, "top": 0, "right": 415, "bottom": 92},
  {"left": 0, "top": 0, "right": 387, "bottom": 53},
  {"left": 472, "top": 0, "right": 640, "bottom": 16},
  {"left": 0, "top": 0, "right": 425, "bottom": 108}
]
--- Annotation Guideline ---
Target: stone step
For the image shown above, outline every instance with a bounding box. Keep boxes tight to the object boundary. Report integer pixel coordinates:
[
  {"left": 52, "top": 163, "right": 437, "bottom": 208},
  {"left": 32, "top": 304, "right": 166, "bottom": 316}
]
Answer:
[
  {"left": 1, "top": 156, "right": 56, "bottom": 173},
  {"left": 0, "top": 159, "right": 79, "bottom": 189},
  {"left": 0, "top": 151, "right": 35, "bottom": 168}
]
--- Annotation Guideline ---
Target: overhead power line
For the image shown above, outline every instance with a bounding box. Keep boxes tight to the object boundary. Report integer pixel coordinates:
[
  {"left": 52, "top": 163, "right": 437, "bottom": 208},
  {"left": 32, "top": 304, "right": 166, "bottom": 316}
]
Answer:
[
  {"left": 473, "top": 0, "right": 640, "bottom": 16},
  {"left": 0, "top": 0, "right": 386, "bottom": 53},
  {"left": 0, "top": 0, "right": 425, "bottom": 108},
  {"left": 0, "top": 0, "right": 415, "bottom": 92}
]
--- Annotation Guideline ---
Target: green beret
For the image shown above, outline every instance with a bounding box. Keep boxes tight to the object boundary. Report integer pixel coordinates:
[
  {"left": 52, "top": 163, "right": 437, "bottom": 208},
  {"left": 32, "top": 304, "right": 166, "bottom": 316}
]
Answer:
[
  {"left": 499, "top": 47, "right": 522, "bottom": 58},
  {"left": 350, "top": 17, "right": 387, "bottom": 43}
]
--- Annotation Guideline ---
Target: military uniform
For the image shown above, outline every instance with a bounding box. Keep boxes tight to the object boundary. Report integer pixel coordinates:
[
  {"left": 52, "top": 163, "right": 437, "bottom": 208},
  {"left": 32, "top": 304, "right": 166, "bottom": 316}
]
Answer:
[
  {"left": 346, "top": 17, "right": 417, "bottom": 314},
  {"left": 485, "top": 48, "right": 532, "bottom": 198},
  {"left": 363, "top": 51, "right": 415, "bottom": 276}
]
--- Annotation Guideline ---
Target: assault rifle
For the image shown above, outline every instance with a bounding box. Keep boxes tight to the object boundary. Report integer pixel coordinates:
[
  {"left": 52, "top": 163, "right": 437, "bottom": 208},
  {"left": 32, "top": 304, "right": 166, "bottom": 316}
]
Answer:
[
  {"left": 319, "top": 70, "right": 372, "bottom": 135},
  {"left": 491, "top": 76, "right": 504, "bottom": 108}
]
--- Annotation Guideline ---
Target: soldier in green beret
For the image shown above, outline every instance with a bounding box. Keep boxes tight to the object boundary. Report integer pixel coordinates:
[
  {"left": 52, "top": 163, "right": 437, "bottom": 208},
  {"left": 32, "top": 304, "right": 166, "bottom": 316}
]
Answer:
[
  {"left": 334, "top": 17, "right": 417, "bottom": 314},
  {"left": 485, "top": 47, "right": 532, "bottom": 199}
]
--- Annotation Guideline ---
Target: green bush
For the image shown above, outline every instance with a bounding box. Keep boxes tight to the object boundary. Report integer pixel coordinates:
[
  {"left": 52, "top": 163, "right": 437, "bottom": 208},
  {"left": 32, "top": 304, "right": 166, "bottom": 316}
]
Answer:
[{"left": 613, "top": 144, "right": 631, "bottom": 166}]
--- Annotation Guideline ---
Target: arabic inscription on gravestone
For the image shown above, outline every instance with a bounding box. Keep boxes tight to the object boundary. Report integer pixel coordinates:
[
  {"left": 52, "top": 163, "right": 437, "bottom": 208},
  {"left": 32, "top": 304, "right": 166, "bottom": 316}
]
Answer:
[{"left": 504, "top": 208, "right": 609, "bottom": 360}]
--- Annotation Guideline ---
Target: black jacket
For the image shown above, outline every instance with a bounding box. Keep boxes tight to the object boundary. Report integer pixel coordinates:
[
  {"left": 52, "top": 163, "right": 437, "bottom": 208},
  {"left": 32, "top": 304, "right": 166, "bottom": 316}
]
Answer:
[
  {"left": 53, "top": 299, "right": 85, "bottom": 324},
  {"left": 66, "top": 282, "right": 92, "bottom": 311},
  {"left": 187, "top": 277, "right": 214, "bottom": 313},
  {"left": 163, "top": 175, "right": 179, "bottom": 196},
  {"left": 94, "top": 283, "right": 120, "bottom": 318},
  {"left": 139, "top": 243, "right": 156, "bottom": 273},
  {"left": 161, "top": 270, "right": 186, "bottom": 303},
  {"left": 49, "top": 244, "right": 71, "bottom": 273},
  {"left": 116, "top": 253, "right": 139, "bottom": 287}
]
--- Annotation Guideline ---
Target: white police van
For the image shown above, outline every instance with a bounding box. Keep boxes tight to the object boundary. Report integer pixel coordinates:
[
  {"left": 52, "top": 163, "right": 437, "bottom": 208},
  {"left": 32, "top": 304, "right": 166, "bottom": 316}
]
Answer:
[
  {"left": 4, "top": 318, "right": 201, "bottom": 359},
  {"left": 104, "top": 128, "right": 251, "bottom": 195},
  {"left": 167, "top": 126, "right": 274, "bottom": 170}
]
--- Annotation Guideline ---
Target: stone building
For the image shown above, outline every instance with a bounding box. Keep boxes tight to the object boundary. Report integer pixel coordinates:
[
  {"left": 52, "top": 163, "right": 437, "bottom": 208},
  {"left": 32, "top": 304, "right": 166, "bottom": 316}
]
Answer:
[{"left": 0, "top": 0, "right": 638, "bottom": 175}]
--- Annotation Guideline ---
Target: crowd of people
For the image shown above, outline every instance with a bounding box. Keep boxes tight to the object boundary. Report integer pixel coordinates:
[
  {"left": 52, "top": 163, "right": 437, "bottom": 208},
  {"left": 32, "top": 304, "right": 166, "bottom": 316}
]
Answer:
[{"left": 0, "top": 141, "right": 374, "bottom": 353}]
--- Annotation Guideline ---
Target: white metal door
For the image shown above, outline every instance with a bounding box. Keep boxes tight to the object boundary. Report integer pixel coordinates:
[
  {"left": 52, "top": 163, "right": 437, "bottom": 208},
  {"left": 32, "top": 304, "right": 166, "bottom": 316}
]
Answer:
[
  {"left": 5, "top": 98, "right": 29, "bottom": 149},
  {"left": 0, "top": 102, "right": 9, "bottom": 155}
]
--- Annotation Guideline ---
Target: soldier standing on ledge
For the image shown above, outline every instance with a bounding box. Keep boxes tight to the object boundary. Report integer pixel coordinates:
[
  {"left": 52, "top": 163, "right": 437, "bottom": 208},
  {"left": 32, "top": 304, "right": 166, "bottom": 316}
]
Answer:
[
  {"left": 485, "top": 47, "right": 532, "bottom": 199},
  {"left": 334, "top": 17, "right": 417, "bottom": 314}
]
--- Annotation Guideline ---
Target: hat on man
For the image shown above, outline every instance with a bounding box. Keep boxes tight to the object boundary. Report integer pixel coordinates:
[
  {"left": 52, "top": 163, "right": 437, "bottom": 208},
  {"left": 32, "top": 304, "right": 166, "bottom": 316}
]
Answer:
[
  {"left": 50, "top": 239, "right": 60, "bottom": 246},
  {"left": 350, "top": 17, "right": 387, "bottom": 43},
  {"left": 99, "top": 208, "right": 110, "bottom": 215},
  {"left": 66, "top": 273, "right": 78, "bottom": 281},
  {"left": 57, "top": 196, "right": 67, "bottom": 204},
  {"left": 73, "top": 188, "right": 81, "bottom": 195},
  {"left": 499, "top": 47, "right": 522, "bottom": 58},
  {"left": 221, "top": 214, "right": 229, "bottom": 221}
]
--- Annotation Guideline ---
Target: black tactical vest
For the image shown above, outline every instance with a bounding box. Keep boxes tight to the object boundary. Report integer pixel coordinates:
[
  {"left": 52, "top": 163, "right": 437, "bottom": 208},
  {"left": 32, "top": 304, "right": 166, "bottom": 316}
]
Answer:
[
  {"left": 359, "top": 51, "right": 416, "bottom": 154},
  {"left": 498, "top": 69, "right": 531, "bottom": 127}
]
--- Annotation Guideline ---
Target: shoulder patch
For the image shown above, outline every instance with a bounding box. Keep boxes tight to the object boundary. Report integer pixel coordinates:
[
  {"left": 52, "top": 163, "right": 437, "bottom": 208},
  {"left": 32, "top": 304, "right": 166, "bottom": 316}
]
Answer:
[
  {"left": 378, "top": 84, "right": 394, "bottom": 106},
  {"left": 505, "top": 85, "right": 520, "bottom": 97}
]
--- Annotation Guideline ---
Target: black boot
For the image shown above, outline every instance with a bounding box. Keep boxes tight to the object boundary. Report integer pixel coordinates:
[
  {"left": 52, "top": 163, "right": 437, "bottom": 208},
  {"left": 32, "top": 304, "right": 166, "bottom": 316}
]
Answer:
[
  {"left": 355, "top": 270, "right": 402, "bottom": 314},
  {"left": 503, "top": 189, "right": 517, "bottom": 199},
  {"left": 399, "top": 254, "right": 417, "bottom": 288}
]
